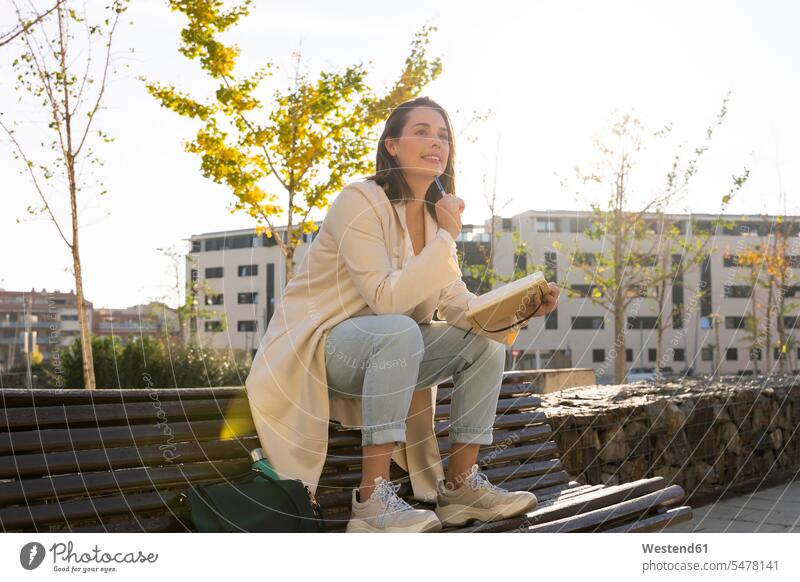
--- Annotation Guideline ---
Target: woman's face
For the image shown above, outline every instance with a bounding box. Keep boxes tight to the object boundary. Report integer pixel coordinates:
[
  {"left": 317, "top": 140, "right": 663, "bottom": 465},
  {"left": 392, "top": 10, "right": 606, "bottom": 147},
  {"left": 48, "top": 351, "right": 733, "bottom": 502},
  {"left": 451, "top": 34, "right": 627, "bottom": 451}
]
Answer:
[{"left": 385, "top": 106, "right": 450, "bottom": 181}]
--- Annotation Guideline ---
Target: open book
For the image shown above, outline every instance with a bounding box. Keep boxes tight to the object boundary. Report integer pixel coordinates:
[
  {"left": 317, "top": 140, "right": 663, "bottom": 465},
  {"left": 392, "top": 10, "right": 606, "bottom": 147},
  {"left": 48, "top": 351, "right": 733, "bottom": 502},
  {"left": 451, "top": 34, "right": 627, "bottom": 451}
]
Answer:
[{"left": 465, "top": 271, "right": 552, "bottom": 337}]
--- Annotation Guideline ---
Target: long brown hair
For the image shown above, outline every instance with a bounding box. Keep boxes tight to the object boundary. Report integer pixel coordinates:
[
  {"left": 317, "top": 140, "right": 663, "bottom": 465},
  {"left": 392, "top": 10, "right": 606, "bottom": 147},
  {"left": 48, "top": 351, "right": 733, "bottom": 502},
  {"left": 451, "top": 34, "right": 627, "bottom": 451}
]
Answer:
[{"left": 366, "top": 96, "right": 457, "bottom": 223}]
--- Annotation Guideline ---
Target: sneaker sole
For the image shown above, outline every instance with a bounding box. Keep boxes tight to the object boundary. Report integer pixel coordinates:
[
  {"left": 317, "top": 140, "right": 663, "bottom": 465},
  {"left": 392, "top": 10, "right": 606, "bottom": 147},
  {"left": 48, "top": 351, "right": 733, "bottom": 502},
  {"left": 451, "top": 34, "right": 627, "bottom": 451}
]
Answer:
[
  {"left": 345, "top": 515, "right": 442, "bottom": 533},
  {"left": 436, "top": 496, "right": 537, "bottom": 527}
]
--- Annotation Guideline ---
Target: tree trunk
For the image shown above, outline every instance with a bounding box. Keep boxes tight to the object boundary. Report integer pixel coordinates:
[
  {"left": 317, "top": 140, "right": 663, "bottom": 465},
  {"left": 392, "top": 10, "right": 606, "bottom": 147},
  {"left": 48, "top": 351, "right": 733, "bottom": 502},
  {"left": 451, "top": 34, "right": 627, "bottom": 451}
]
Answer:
[
  {"left": 71, "top": 188, "right": 96, "bottom": 390},
  {"left": 750, "top": 267, "right": 760, "bottom": 374},
  {"left": 713, "top": 315, "right": 721, "bottom": 380},
  {"left": 285, "top": 244, "right": 296, "bottom": 284},
  {"left": 765, "top": 277, "right": 774, "bottom": 371},
  {"left": 613, "top": 294, "right": 626, "bottom": 384},
  {"left": 777, "top": 278, "right": 787, "bottom": 373}
]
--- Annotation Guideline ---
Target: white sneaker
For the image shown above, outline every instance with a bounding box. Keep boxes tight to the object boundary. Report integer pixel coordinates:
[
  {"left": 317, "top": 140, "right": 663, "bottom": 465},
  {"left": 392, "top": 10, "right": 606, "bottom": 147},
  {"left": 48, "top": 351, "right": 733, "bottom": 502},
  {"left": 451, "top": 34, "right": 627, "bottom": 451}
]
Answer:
[
  {"left": 435, "top": 464, "right": 537, "bottom": 527},
  {"left": 345, "top": 476, "right": 442, "bottom": 533}
]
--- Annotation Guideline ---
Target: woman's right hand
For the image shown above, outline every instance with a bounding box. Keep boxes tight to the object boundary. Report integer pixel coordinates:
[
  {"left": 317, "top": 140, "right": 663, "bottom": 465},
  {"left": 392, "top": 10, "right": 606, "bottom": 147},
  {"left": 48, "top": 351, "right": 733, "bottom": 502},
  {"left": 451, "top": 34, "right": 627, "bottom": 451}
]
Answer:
[{"left": 435, "top": 193, "right": 464, "bottom": 239}]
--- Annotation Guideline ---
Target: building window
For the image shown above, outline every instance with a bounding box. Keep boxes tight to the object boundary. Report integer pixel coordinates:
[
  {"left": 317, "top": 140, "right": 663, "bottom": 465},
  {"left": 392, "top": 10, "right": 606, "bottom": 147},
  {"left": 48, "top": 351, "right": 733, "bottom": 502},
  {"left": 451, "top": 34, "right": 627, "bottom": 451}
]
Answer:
[
  {"left": 571, "top": 284, "right": 596, "bottom": 297},
  {"left": 700, "top": 256, "right": 712, "bottom": 316},
  {"left": 750, "top": 348, "right": 762, "bottom": 361},
  {"left": 571, "top": 252, "right": 596, "bottom": 266},
  {"left": 60, "top": 314, "right": 78, "bottom": 321},
  {"left": 784, "top": 316, "right": 800, "bottom": 329},
  {"left": 238, "top": 264, "right": 258, "bottom": 277},
  {"left": 571, "top": 316, "right": 604, "bottom": 330},
  {"left": 627, "top": 316, "right": 658, "bottom": 330},
  {"left": 674, "top": 348, "right": 685, "bottom": 361},
  {"left": 513, "top": 250, "right": 527, "bottom": 274},
  {"left": 544, "top": 251, "right": 558, "bottom": 283},
  {"left": 545, "top": 309, "right": 557, "bottom": 330},
  {"left": 502, "top": 218, "right": 512, "bottom": 231},
  {"left": 535, "top": 218, "right": 557, "bottom": 233},
  {"left": 725, "top": 316, "right": 749, "bottom": 330},
  {"left": 204, "top": 320, "right": 222, "bottom": 332},
  {"left": 238, "top": 320, "right": 257, "bottom": 332},
  {"left": 701, "top": 347, "right": 713, "bottom": 361},
  {"left": 190, "top": 268, "right": 198, "bottom": 282},
  {"left": 626, "top": 349, "right": 633, "bottom": 362},
  {"left": 648, "top": 348, "right": 657, "bottom": 362},
  {"left": 723, "top": 254, "right": 740, "bottom": 267},
  {"left": 205, "top": 267, "right": 223, "bottom": 278},
  {"left": 592, "top": 349, "right": 605, "bottom": 363},
  {"left": 726, "top": 348, "right": 738, "bottom": 361},
  {"left": 191, "top": 240, "right": 201, "bottom": 253},
  {"left": 205, "top": 293, "right": 223, "bottom": 306},
  {"left": 238, "top": 292, "right": 258, "bottom": 304},
  {"left": 724, "top": 285, "right": 752, "bottom": 298}
]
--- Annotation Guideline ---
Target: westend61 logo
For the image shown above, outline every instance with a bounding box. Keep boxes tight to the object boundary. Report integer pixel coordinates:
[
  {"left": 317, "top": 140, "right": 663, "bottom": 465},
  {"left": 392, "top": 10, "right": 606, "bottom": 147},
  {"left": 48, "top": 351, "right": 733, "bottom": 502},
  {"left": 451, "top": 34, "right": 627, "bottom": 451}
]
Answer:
[{"left": 19, "top": 541, "right": 159, "bottom": 573}]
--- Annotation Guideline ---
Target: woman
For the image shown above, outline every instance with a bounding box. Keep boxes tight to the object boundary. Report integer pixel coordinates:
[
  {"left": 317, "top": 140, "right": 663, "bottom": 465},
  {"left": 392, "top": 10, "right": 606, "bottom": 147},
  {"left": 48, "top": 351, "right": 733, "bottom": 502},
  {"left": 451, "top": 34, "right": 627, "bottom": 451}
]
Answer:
[{"left": 244, "top": 96, "right": 559, "bottom": 533}]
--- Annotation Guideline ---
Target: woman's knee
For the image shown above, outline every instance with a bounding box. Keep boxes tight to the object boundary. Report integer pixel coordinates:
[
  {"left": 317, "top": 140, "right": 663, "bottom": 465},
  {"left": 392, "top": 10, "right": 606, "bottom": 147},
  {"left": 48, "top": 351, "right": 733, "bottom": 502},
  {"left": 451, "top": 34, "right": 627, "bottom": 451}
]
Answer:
[
  {"left": 470, "top": 334, "right": 506, "bottom": 368},
  {"left": 370, "top": 314, "right": 424, "bottom": 355}
]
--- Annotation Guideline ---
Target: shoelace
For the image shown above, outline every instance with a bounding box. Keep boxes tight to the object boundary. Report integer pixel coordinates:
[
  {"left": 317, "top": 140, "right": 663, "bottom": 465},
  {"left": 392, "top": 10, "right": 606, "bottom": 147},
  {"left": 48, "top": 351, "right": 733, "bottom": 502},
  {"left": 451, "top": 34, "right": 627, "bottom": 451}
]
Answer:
[
  {"left": 372, "top": 480, "right": 414, "bottom": 525},
  {"left": 467, "top": 467, "right": 504, "bottom": 492}
]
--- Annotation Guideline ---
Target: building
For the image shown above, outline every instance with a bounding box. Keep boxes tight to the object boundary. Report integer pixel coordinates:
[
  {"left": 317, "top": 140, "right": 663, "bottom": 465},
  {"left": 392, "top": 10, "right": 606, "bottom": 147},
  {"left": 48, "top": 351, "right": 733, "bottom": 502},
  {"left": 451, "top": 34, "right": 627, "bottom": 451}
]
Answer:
[
  {"left": 92, "top": 301, "right": 180, "bottom": 344},
  {"left": 187, "top": 210, "right": 800, "bottom": 380},
  {"left": 0, "top": 289, "right": 181, "bottom": 373},
  {"left": 0, "top": 288, "right": 89, "bottom": 371},
  {"left": 493, "top": 210, "right": 800, "bottom": 382}
]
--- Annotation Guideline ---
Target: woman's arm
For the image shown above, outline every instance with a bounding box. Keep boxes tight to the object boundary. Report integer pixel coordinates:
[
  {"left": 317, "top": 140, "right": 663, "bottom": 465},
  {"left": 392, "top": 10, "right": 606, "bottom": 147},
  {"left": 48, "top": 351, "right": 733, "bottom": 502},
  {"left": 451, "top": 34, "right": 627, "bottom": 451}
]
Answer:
[{"left": 326, "top": 186, "right": 463, "bottom": 315}]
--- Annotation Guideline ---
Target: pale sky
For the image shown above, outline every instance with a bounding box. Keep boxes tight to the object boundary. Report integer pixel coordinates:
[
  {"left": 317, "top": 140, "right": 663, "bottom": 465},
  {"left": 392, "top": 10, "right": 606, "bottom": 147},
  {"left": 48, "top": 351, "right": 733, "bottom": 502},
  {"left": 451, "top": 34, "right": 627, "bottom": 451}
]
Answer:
[{"left": 1, "top": 0, "right": 798, "bottom": 309}]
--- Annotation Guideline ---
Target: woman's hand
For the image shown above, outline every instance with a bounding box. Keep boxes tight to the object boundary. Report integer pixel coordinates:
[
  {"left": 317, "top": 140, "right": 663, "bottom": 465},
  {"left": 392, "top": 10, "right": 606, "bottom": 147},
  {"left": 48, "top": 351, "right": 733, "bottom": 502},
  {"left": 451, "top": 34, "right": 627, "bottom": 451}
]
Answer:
[
  {"left": 435, "top": 192, "right": 464, "bottom": 239},
  {"left": 516, "top": 283, "right": 560, "bottom": 319}
]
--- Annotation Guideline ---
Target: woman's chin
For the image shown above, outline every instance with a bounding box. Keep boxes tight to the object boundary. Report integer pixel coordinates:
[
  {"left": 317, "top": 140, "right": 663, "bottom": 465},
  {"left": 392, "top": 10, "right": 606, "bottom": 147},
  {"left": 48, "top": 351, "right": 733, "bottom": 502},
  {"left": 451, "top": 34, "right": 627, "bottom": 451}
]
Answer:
[{"left": 406, "top": 165, "right": 441, "bottom": 179}]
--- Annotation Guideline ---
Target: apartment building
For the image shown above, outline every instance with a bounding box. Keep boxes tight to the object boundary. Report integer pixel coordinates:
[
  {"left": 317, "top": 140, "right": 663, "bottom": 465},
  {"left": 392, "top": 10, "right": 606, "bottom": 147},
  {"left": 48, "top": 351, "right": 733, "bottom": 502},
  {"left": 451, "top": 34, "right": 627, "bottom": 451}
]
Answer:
[
  {"left": 492, "top": 211, "right": 800, "bottom": 382},
  {"left": 92, "top": 302, "right": 180, "bottom": 343},
  {"left": 0, "top": 289, "right": 181, "bottom": 373},
  {"left": 187, "top": 211, "right": 800, "bottom": 380},
  {"left": 0, "top": 288, "right": 90, "bottom": 371}
]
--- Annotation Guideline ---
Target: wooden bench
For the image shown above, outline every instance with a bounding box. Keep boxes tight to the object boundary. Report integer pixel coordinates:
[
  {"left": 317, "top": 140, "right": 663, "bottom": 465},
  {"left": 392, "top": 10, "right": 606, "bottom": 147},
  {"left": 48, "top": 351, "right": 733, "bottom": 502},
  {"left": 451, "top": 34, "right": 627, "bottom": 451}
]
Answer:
[{"left": 0, "top": 376, "right": 693, "bottom": 532}]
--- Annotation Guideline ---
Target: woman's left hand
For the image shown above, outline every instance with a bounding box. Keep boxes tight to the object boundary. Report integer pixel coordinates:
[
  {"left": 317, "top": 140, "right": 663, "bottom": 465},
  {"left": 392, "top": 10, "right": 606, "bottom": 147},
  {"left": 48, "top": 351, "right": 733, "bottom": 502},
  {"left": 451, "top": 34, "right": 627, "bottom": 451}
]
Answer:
[{"left": 517, "top": 283, "right": 560, "bottom": 319}]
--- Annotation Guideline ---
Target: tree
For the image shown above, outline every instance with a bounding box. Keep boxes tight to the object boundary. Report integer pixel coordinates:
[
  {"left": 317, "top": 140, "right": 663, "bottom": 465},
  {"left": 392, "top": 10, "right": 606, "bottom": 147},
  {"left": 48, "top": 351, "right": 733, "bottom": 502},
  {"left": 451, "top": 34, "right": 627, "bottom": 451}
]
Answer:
[
  {"left": 1, "top": 0, "right": 130, "bottom": 390},
  {"left": 735, "top": 215, "right": 800, "bottom": 374},
  {"left": 0, "top": 0, "right": 63, "bottom": 48},
  {"left": 768, "top": 215, "right": 800, "bottom": 373},
  {"left": 144, "top": 0, "right": 443, "bottom": 283},
  {"left": 737, "top": 244, "right": 768, "bottom": 373},
  {"left": 556, "top": 96, "right": 749, "bottom": 384},
  {"left": 155, "top": 244, "right": 222, "bottom": 344}
]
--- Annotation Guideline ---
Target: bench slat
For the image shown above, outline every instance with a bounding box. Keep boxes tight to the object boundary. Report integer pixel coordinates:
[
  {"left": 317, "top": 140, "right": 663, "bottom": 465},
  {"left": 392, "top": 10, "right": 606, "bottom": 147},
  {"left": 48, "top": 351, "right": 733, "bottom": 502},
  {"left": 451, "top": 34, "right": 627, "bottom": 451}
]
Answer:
[
  {"left": 0, "top": 398, "right": 249, "bottom": 430},
  {"left": 603, "top": 506, "right": 694, "bottom": 533},
  {"left": 0, "top": 437, "right": 259, "bottom": 479},
  {"left": 1, "top": 490, "right": 184, "bottom": 531},
  {"left": 0, "top": 459, "right": 250, "bottom": 505},
  {"left": 523, "top": 485, "right": 686, "bottom": 533}
]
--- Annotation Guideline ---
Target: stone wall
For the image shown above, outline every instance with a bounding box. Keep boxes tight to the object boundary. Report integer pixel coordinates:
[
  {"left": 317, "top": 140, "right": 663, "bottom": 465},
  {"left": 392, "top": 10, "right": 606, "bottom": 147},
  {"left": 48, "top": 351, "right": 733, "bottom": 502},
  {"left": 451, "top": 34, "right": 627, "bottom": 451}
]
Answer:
[{"left": 539, "top": 376, "right": 800, "bottom": 503}]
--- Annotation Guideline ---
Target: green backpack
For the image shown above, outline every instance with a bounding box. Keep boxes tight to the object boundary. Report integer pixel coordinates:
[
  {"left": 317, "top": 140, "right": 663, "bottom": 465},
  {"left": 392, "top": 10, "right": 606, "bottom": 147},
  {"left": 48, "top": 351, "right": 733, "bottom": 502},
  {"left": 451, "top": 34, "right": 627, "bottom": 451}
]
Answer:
[{"left": 182, "top": 449, "right": 325, "bottom": 533}]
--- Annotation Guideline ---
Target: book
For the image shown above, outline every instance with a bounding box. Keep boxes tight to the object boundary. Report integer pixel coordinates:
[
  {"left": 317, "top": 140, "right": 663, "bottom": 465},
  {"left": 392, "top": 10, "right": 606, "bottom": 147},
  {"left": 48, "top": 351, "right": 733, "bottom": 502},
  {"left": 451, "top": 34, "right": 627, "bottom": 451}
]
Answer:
[{"left": 465, "top": 271, "right": 552, "bottom": 339}]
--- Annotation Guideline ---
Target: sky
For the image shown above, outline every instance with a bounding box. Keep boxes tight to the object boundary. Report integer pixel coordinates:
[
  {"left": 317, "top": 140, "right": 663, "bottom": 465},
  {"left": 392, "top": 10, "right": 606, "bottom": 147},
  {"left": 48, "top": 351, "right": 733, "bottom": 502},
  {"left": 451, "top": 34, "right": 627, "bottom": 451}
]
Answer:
[{"left": 1, "top": 0, "right": 798, "bottom": 309}]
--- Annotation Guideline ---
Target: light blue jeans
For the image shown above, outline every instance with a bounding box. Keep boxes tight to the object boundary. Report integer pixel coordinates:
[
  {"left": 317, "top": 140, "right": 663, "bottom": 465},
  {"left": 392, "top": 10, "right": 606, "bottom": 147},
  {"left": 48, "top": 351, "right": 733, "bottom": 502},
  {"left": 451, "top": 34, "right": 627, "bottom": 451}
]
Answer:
[{"left": 324, "top": 314, "right": 506, "bottom": 447}]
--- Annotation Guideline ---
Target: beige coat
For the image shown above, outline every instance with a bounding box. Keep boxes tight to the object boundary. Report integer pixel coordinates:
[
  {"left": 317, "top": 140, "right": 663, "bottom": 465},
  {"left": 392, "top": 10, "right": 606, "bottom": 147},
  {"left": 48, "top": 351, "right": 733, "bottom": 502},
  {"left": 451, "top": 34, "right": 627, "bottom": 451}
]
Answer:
[{"left": 244, "top": 178, "right": 515, "bottom": 503}]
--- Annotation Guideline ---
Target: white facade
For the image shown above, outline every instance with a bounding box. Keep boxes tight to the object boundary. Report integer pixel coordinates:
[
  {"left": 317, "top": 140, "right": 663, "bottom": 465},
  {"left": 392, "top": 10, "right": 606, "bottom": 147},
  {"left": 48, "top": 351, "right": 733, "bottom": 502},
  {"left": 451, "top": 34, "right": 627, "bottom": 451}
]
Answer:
[{"left": 493, "top": 211, "right": 800, "bottom": 382}]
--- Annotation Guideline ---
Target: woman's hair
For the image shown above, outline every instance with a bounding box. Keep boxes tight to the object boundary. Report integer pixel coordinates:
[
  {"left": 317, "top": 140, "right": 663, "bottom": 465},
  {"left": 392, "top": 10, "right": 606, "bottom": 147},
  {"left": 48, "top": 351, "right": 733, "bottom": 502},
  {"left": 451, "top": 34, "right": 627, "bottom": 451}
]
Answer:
[{"left": 366, "top": 96, "right": 456, "bottom": 222}]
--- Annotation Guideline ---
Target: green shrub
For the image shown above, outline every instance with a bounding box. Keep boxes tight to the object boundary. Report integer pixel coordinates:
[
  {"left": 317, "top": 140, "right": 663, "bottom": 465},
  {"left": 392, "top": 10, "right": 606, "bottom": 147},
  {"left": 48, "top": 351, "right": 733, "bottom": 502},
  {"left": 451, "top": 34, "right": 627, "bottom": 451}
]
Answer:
[{"left": 57, "top": 335, "right": 250, "bottom": 388}]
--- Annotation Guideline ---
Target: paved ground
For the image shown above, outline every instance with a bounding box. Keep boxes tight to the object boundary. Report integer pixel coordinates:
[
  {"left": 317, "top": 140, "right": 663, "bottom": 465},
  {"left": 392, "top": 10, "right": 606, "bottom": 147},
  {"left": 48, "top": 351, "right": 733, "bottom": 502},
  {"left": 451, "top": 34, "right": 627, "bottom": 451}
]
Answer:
[{"left": 667, "top": 478, "right": 800, "bottom": 533}]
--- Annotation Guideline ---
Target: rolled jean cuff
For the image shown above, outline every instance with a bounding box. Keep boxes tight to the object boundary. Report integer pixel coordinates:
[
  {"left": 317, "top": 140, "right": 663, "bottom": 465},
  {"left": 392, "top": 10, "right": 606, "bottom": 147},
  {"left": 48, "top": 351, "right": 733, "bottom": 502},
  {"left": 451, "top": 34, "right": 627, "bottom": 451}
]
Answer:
[
  {"left": 361, "top": 421, "right": 406, "bottom": 446},
  {"left": 449, "top": 426, "right": 494, "bottom": 446}
]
